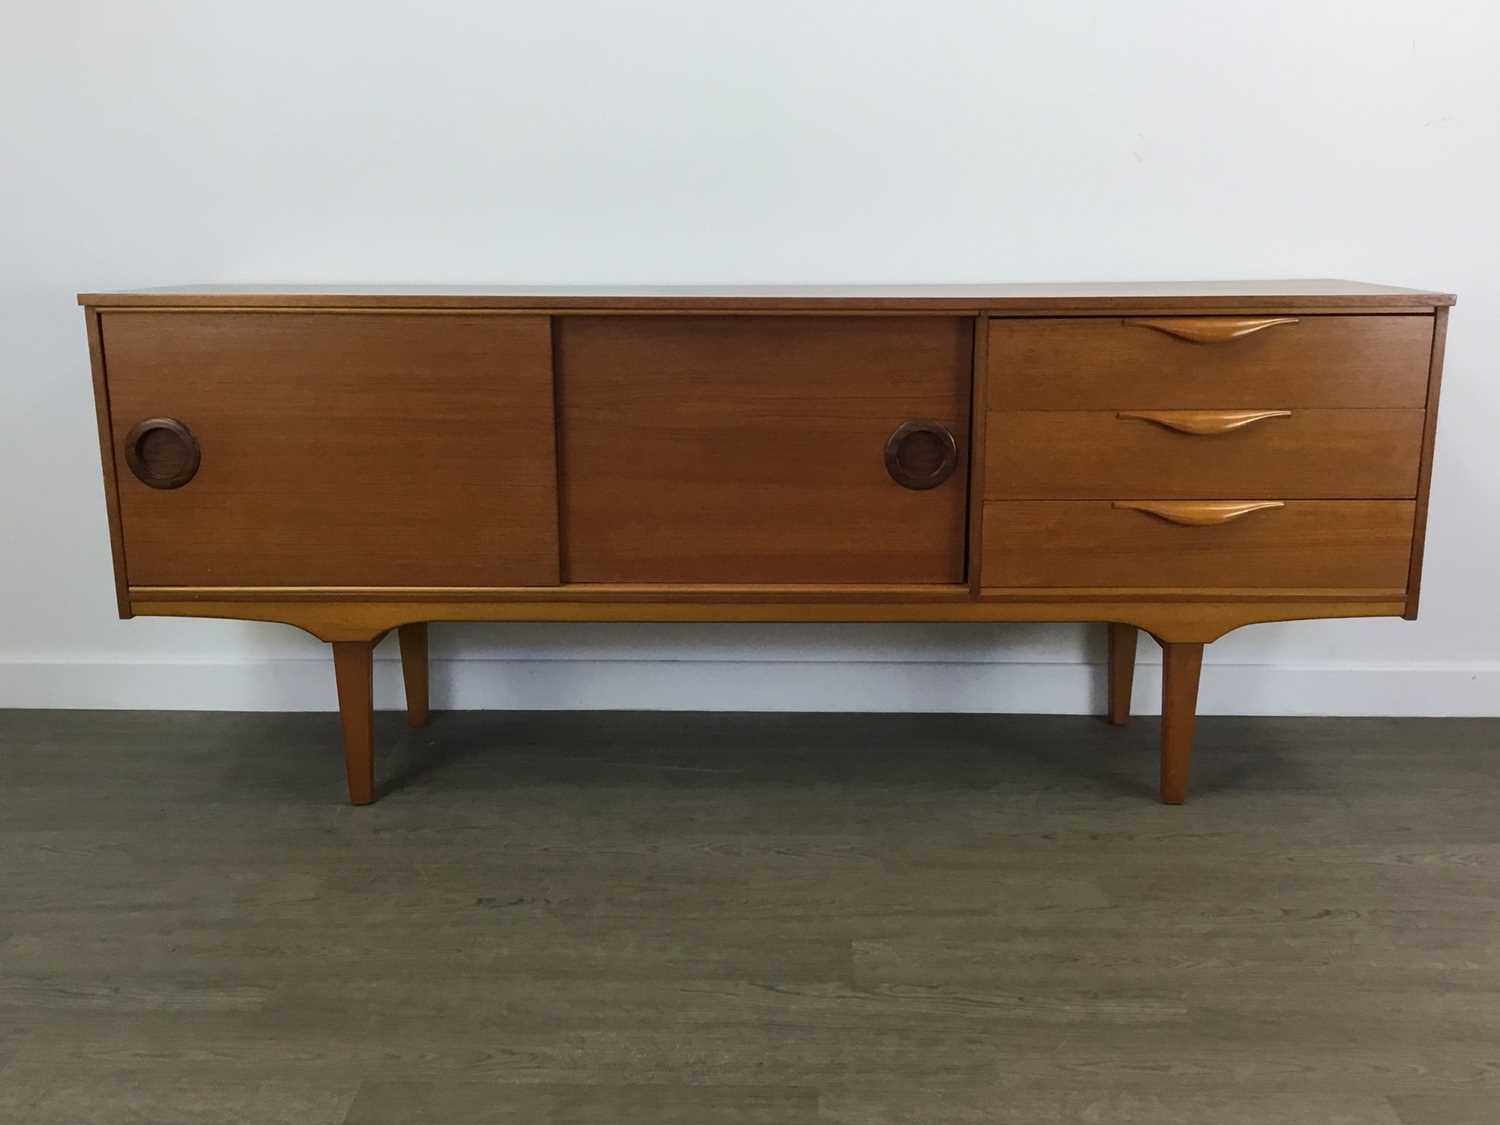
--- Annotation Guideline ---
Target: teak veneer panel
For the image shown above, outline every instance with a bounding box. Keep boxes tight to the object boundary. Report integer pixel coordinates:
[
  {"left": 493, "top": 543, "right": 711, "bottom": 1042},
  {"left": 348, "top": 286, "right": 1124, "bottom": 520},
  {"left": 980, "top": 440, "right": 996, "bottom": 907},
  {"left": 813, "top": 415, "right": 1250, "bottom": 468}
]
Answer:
[
  {"left": 989, "top": 315, "right": 1434, "bottom": 409},
  {"left": 556, "top": 316, "right": 972, "bottom": 583},
  {"left": 986, "top": 409, "right": 1425, "bottom": 499},
  {"left": 102, "top": 312, "right": 559, "bottom": 587},
  {"left": 982, "top": 501, "right": 1416, "bottom": 590}
]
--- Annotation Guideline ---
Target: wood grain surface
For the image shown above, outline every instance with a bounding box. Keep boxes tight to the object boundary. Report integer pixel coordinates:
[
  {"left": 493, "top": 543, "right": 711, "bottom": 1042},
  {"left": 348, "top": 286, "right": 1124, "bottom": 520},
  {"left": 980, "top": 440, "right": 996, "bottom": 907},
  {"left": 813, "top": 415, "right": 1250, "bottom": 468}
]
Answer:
[
  {"left": 101, "top": 312, "right": 560, "bottom": 587},
  {"left": 989, "top": 315, "right": 1434, "bottom": 409},
  {"left": 556, "top": 316, "right": 972, "bottom": 583},
  {"left": 985, "top": 409, "right": 1425, "bottom": 499},
  {"left": 124, "top": 594, "right": 1409, "bottom": 648},
  {"left": 982, "top": 501, "right": 1416, "bottom": 589}
]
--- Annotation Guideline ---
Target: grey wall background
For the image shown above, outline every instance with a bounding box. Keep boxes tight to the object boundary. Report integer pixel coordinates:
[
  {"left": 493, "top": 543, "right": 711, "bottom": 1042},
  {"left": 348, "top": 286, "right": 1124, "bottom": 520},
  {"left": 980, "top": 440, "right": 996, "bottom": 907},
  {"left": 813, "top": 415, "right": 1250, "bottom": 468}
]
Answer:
[{"left": 4, "top": 0, "right": 1496, "bottom": 714}]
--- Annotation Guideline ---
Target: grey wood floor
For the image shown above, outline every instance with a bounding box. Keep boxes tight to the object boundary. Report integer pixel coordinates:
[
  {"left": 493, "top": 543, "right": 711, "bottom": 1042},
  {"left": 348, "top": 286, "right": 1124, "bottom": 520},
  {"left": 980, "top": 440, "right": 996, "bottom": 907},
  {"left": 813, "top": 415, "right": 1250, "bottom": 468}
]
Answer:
[{"left": 1, "top": 708, "right": 1497, "bottom": 1124}]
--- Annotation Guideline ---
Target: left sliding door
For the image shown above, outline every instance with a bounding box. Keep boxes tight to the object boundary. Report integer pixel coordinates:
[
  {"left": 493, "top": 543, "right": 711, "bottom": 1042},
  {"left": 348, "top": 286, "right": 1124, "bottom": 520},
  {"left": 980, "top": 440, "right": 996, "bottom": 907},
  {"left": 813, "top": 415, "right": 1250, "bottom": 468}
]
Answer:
[{"left": 101, "top": 312, "right": 559, "bottom": 588}]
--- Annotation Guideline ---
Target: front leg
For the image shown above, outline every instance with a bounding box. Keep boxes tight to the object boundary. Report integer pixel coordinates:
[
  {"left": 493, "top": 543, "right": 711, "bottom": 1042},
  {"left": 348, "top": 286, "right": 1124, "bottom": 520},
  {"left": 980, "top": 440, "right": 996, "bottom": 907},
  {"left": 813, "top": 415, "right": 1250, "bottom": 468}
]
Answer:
[
  {"left": 1158, "top": 640, "right": 1205, "bottom": 805},
  {"left": 331, "top": 640, "right": 376, "bottom": 805}
]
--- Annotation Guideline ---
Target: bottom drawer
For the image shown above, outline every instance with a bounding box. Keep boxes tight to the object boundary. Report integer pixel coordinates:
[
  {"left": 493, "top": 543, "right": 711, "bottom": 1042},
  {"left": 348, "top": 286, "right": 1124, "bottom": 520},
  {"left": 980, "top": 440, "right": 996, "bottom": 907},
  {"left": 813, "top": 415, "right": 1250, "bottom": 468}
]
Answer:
[{"left": 982, "top": 500, "right": 1415, "bottom": 590}]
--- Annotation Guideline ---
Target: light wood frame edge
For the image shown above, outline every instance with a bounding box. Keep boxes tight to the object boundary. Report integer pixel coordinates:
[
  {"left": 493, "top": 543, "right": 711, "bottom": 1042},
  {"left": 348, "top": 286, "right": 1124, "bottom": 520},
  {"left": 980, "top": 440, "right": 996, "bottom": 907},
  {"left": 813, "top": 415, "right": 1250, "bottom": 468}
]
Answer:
[
  {"left": 80, "top": 304, "right": 1446, "bottom": 318},
  {"left": 130, "top": 584, "right": 1404, "bottom": 604},
  {"left": 128, "top": 595, "right": 1406, "bottom": 645}
]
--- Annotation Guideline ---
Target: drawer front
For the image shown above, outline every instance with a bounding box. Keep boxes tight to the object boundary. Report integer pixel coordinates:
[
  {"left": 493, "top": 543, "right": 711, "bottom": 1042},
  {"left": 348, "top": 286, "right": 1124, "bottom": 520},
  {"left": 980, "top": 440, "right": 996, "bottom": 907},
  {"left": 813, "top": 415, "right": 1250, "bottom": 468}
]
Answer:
[
  {"left": 104, "top": 312, "right": 560, "bottom": 587},
  {"left": 989, "top": 315, "right": 1433, "bottom": 409},
  {"left": 557, "top": 316, "right": 971, "bottom": 583},
  {"left": 986, "top": 409, "right": 1424, "bottom": 499},
  {"left": 982, "top": 501, "right": 1415, "bottom": 589}
]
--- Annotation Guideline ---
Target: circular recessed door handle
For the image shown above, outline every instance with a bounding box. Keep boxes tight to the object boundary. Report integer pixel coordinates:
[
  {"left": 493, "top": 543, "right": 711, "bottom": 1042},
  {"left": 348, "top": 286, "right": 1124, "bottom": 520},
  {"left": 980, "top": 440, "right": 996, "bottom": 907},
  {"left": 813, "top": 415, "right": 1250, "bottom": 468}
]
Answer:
[
  {"left": 884, "top": 420, "right": 959, "bottom": 491},
  {"left": 124, "top": 417, "right": 201, "bottom": 489}
]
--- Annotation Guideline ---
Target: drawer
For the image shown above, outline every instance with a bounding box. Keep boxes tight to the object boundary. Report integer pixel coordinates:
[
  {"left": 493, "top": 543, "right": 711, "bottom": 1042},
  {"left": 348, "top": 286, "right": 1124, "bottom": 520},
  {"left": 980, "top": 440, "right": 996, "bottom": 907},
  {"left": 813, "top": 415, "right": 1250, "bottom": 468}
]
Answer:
[
  {"left": 981, "top": 501, "right": 1415, "bottom": 589},
  {"left": 989, "top": 315, "right": 1433, "bottom": 409},
  {"left": 986, "top": 409, "right": 1424, "bottom": 499},
  {"left": 104, "top": 312, "right": 560, "bottom": 587}
]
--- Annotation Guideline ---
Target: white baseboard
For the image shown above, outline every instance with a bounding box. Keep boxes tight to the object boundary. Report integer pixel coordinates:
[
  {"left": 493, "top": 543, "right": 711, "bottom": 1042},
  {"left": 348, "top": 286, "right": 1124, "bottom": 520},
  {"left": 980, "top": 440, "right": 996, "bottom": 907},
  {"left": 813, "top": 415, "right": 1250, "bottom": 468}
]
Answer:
[{"left": 1, "top": 656, "right": 1496, "bottom": 716}]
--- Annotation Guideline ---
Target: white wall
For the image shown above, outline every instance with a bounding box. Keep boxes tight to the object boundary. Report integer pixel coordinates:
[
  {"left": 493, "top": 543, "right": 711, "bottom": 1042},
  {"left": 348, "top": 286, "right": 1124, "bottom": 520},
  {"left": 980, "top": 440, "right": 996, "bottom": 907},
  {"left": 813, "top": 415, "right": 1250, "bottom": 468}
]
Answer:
[{"left": 4, "top": 0, "right": 1497, "bottom": 715}]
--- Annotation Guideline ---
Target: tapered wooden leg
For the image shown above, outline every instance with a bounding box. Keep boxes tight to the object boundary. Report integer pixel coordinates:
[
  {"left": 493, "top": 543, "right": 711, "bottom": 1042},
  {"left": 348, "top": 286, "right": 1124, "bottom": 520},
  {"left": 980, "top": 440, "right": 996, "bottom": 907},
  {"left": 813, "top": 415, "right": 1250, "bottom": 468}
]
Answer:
[
  {"left": 1107, "top": 623, "right": 1137, "bottom": 725},
  {"left": 1159, "top": 641, "right": 1205, "bottom": 805},
  {"left": 398, "top": 622, "right": 429, "bottom": 728},
  {"left": 332, "top": 641, "right": 375, "bottom": 805}
]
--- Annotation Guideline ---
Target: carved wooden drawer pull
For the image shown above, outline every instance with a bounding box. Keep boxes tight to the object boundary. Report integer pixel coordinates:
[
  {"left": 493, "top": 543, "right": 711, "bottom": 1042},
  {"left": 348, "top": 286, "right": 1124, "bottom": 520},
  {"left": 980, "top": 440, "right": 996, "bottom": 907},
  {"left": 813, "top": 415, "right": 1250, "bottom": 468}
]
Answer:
[
  {"left": 124, "top": 417, "right": 201, "bottom": 489},
  {"left": 884, "top": 420, "right": 959, "bottom": 490},
  {"left": 1112, "top": 500, "right": 1285, "bottom": 526},
  {"left": 1123, "top": 316, "right": 1298, "bottom": 344},
  {"left": 1116, "top": 409, "right": 1292, "bottom": 435}
]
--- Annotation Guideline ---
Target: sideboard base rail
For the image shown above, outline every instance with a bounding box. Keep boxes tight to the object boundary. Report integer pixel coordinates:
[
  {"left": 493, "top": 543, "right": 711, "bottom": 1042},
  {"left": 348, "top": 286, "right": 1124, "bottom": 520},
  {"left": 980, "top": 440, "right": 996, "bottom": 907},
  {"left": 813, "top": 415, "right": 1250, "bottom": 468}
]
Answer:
[{"left": 126, "top": 595, "right": 1407, "bottom": 644}]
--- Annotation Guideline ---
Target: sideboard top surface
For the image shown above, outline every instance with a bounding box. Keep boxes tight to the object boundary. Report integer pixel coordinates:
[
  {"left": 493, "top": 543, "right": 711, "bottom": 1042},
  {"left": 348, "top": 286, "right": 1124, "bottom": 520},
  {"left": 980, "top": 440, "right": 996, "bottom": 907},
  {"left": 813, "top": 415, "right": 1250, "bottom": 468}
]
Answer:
[{"left": 78, "top": 279, "right": 1454, "bottom": 312}]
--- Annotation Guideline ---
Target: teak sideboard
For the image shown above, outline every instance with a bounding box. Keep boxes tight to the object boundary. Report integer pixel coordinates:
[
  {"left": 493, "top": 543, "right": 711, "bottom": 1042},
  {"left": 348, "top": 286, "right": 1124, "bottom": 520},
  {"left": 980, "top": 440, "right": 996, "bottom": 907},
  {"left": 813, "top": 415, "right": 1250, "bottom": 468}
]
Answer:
[{"left": 78, "top": 281, "right": 1454, "bottom": 805}]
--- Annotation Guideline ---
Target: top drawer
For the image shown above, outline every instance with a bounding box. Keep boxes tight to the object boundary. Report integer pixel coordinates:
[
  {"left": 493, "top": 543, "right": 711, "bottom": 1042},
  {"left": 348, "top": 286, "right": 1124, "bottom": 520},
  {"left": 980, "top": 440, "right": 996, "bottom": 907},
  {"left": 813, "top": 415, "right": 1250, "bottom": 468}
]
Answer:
[{"left": 989, "top": 315, "right": 1433, "bottom": 409}]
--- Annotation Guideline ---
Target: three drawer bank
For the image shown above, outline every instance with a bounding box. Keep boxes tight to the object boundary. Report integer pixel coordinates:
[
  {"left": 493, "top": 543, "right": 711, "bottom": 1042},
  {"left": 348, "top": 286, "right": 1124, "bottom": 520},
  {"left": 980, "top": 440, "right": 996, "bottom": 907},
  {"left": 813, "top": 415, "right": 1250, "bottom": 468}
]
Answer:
[{"left": 79, "top": 281, "right": 1454, "bottom": 805}]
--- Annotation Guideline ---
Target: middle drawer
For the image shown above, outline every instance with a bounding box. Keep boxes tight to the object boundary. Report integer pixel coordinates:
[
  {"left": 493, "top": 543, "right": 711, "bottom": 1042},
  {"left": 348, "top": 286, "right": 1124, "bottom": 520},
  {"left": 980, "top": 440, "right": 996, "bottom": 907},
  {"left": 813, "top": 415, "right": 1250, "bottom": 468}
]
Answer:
[{"left": 985, "top": 409, "right": 1424, "bottom": 499}]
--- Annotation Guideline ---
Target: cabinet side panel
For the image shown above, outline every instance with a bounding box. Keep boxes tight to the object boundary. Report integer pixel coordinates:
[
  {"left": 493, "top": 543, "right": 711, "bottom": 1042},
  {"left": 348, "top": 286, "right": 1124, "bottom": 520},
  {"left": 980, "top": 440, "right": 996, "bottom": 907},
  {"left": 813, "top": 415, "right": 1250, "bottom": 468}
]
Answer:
[
  {"left": 1404, "top": 305, "right": 1450, "bottom": 619},
  {"left": 86, "top": 308, "right": 131, "bottom": 617}
]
